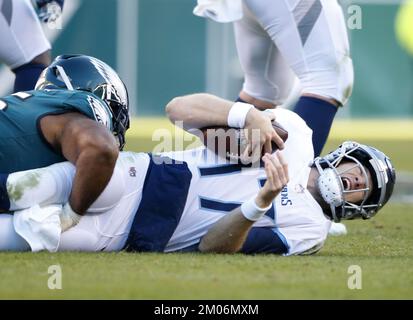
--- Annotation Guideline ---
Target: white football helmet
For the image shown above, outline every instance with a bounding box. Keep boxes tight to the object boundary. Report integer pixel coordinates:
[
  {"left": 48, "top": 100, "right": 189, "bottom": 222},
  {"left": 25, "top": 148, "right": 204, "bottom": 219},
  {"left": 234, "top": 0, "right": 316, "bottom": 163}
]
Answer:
[{"left": 313, "top": 141, "right": 396, "bottom": 222}]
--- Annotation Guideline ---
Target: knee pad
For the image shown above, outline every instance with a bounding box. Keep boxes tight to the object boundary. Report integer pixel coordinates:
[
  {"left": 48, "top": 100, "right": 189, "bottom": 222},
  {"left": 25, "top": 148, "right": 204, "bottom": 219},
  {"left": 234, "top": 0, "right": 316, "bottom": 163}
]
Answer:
[{"left": 299, "top": 54, "right": 354, "bottom": 106}]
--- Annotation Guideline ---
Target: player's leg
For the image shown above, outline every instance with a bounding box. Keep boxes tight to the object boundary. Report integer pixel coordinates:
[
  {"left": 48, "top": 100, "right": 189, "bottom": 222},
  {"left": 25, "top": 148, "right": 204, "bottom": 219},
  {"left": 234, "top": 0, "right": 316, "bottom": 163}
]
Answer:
[
  {"left": 57, "top": 214, "right": 101, "bottom": 251},
  {"left": 243, "top": 0, "right": 354, "bottom": 156},
  {"left": 0, "top": 208, "right": 128, "bottom": 252},
  {"left": 58, "top": 199, "right": 136, "bottom": 252},
  {"left": 0, "top": 0, "right": 52, "bottom": 92},
  {"left": 233, "top": 9, "right": 296, "bottom": 109},
  {"left": 0, "top": 206, "right": 101, "bottom": 252},
  {"left": 0, "top": 162, "right": 75, "bottom": 212},
  {"left": 58, "top": 156, "right": 148, "bottom": 252},
  {"left": 1, "top": 159, "right": 128, "bottom": 213},
  {"left": 0, "top": 214, "right": 31, "bottom": 251}
]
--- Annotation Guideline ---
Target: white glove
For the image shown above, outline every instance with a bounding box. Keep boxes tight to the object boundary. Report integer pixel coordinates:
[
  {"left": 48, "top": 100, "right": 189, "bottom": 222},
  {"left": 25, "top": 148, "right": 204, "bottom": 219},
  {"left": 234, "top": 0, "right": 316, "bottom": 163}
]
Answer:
[{"left": 59, "top": 203, "right": 81, "bottom": 232}]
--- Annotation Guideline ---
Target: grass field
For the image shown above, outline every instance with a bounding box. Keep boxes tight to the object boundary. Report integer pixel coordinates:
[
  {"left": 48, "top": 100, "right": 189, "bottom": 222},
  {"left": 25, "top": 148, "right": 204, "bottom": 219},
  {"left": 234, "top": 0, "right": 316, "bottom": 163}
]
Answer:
[{"left": 0, "top": 119, "right": 412, "bottom": 300}]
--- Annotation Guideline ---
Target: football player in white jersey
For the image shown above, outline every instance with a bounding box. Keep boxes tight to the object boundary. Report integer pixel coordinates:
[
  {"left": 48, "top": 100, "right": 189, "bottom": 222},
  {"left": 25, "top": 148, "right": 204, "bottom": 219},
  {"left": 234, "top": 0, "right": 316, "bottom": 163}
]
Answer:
[
  {"left": 0, "top": 94, "right": 395, "bottom": 255},
  {"left": 0, "top": 0, "right": 64, "bottom": 92},
  {"left": 194, "top": 0, "right": 354, "bottom": 157}
]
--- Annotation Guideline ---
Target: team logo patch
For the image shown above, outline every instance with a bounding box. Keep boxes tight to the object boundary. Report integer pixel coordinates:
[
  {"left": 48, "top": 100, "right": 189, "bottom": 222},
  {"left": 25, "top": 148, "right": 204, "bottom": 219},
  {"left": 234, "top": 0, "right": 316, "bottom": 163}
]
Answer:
[{"left": 87, "top": 96, "right": 111, "bottom": 129}]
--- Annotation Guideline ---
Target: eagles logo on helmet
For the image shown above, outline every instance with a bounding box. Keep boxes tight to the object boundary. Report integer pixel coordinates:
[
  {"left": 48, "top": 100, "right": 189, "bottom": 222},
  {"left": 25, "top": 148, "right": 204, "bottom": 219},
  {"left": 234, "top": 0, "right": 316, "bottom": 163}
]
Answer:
[{"left": 35, "top": 54, "right": 130, "bottom": 150}]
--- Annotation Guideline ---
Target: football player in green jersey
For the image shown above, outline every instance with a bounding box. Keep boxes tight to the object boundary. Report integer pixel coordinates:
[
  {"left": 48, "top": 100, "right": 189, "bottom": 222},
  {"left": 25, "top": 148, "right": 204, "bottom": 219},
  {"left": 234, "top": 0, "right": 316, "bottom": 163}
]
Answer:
[{"left": 0, "top": 54, "right": 130, "bottom": 231}]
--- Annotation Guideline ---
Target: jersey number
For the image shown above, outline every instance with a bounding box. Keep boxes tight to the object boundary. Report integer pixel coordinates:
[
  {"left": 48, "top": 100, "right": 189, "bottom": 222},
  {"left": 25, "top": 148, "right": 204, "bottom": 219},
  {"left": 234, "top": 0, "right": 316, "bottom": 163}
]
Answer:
[
  {"left": 198, "top": 169, "right": 275, "bottom": 222},
  {"left": 0, "top": 92, "right": 33, "bottom": 111},
  {"left": 0, "top": 100, "right": 6, "bottom": 111}
]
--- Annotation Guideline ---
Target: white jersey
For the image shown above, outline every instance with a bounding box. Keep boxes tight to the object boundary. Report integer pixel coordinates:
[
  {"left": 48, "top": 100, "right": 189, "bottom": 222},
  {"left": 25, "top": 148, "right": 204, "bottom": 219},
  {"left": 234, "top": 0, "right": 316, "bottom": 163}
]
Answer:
[
  {"left": 0, "top": 0, "right": 51, "bottom": 69},
  {"left": 163, "top": 108, "right": 331, "bottom": 255},
  {"left": 0, "top": 109, "right": 331, "bottom": 255}
]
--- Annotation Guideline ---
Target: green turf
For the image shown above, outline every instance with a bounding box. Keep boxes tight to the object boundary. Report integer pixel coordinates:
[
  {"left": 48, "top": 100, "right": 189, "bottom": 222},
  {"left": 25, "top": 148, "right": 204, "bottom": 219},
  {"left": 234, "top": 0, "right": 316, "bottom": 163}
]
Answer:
[
  {"left": 0, "top": 203, "right": 411, "bottom": 299},
  {"left": 324, "top": 139, "right": 413, "bottom": 173},
  {"left": 0, "top": 123, "right": 412, "bottom": 300}
]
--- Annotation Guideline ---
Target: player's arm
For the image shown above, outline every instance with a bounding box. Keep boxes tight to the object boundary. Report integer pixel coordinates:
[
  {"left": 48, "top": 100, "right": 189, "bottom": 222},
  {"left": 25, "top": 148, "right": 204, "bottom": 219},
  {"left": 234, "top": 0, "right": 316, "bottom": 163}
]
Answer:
[
  {"left": 40, "top": 112, "right": 119, "bottom": 215},
  {"left": 198, "top": 151, "right": 289, "bottom": 253},
  {"left": 166, "top": 93, "right": 284, "bottom": 154},
  {"left": 166, "top": 93, "right": 235, "bottom": 130}
]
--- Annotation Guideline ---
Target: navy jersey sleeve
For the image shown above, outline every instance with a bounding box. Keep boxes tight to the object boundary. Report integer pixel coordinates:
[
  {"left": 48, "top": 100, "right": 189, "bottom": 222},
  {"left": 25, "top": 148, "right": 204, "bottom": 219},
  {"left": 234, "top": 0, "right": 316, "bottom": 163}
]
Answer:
[
  {"left": 176, "top": 227, "right": 289, "bottom": 254},
  {"left": 240, "top": 227, "right": 289, "bottom": 255}
]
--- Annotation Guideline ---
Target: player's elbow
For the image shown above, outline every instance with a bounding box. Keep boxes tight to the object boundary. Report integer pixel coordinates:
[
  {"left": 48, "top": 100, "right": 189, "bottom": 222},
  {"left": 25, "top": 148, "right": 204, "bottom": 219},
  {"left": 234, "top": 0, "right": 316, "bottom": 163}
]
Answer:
[
  {"left": 91, "top": 140, "right": 119, "bottom": 167},
  {"left": 166, "top": 94, "right": 203, "bottom": 124},
  {"left": 165, "top": 96, "right": 186, "bottom": 123},
  {"left": 198, "top": 239, "right": 212, "bottom": 253},
  {"left": 78, "top": 134, "right": 119, "bottom": 167},
  {"left": 198, "top": 241, "right": 216, "bottom": 253},
  {"left": 198, "top": 238, "right": 241, "bottom": 254}
]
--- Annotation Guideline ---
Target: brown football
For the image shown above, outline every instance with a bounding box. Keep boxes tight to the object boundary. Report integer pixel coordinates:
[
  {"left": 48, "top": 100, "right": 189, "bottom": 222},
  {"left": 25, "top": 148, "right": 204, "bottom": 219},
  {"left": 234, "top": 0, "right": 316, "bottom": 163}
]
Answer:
[{"left": 200, "top": 120, "right": 288, "bottom": 161}]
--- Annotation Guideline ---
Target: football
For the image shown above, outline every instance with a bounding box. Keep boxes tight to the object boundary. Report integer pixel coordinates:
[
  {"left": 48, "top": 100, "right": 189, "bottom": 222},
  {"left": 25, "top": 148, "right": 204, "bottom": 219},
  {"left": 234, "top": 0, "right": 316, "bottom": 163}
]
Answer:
[{"left": 200, "top": 120, "right": 288, "bottom": 161}]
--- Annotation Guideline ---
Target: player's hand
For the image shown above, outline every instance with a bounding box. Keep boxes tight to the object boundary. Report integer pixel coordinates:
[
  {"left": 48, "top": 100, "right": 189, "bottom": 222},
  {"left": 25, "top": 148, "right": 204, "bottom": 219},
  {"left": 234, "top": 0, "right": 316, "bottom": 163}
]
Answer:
[
  {"left": 33, "top": 0, "right": 64, "bottom": 24},
  {"left": 256, "top": 152, "right": 289, "bottom": 208},
  {"left": 242, "top": 108, "right": 285, "bottom": 163}
]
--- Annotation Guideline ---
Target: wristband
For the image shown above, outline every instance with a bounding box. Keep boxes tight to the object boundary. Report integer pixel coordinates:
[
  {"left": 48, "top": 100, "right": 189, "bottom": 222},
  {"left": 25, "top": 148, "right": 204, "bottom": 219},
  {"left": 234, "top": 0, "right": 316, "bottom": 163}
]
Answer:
[
  {"left": 241, "top": 197, "right": 272, "bottom": 222},
  {"left": 227, "top": 102, "right": 254, "bottom": 128}
]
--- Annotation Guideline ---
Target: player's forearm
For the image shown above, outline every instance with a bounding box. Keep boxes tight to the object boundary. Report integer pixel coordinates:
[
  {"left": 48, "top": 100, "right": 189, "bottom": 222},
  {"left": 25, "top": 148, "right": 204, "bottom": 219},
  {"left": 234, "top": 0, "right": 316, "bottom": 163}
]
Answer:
[
  {"left": 198, "top": 207, "right": 254, "bottom": 254},
  {"left": 69, "top": 145, "right": 118, "bottom": 215},
  {"left": 166, "top": 93, "right": 233, "bottom": 130},
  {"left": 57, "top": 115, "right": 120, "bottom": 216},
  {"left": 199, "top": 153, "right": 285, "bottom": 253}
]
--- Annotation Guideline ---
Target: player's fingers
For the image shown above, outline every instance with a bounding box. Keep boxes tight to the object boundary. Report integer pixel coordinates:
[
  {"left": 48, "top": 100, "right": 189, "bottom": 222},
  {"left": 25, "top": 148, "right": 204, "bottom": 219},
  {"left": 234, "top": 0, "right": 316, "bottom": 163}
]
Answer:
[
  {"left": 271, "top": 131, "right": 285, "bottom": 150},
  {"left": 240, "top": 144, "right": 251, "bottom": 164},
  {"left": 268, "top": 153, "right": 288, "bottom": 186},
  {"left": 263, "top": 138, "right": 272, "bottom": 155},
  {"left": 276, "top": 151, "right": 289, "bottom": 182},
  {"left": 263, "top": 154, "right": 283, "bottom": 191},
  {"left": 250, "top": 138, "right": 262, "bottom": 163},
  {"left": 263, "top": 155, "right": 279, "bottom": 192},
  {"left": 264, "top": 158, "right": 275, "bottom": 189}
]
